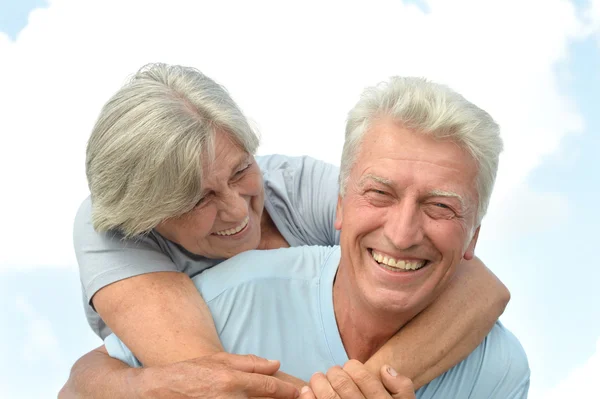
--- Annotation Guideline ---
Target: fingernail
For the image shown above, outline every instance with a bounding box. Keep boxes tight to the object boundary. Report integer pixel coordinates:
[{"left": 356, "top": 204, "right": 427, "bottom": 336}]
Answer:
[
  {"left": 301, "top": 386, "right": 311, "bottom": 394},
  {"left": 267, "top": 359, "right": 278, "bottom": 364},
  {"left": 387, "top": 366, "right": 398, "bottom": 377}
]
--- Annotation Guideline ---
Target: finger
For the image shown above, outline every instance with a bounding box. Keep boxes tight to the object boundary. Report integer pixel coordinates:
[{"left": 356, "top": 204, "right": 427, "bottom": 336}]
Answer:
[
  {"left": 238, "top": 371, "right": 300, "bottom": 399},
  {"left": 379, "top": 366, "right": 416, "bottom": 399},
  {"left": 309, "top": 372, "right": 341, "bottom": 399},
  {"left": 342, "top": 360, "right": 389, "bottom": 398},
  {"left": 215, "top": 352, "right": 281, "bottom": 375},
  {"left": 300, "top": 386, "right": 317, "bottom": 399},
  {"left": 325, "top": 366, "right": 364, "bottom": 398}
]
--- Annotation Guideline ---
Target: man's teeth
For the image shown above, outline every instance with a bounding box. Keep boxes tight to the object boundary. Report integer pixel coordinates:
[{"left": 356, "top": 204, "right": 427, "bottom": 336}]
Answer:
[
  {"left": 371, "top": 250, "right": 426, "bottom": 271},
  {"left": 214, "top": 217, "right": 249, "bottom": 236}
]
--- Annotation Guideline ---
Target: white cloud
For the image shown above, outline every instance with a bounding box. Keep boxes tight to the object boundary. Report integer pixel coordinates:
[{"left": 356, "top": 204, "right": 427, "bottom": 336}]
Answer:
[
  {"left": 588, "top": 0, "right": 600, "bottom": 31},
  {"left": 15, "top": 295, "right": 64, "bottom": 367},
  {"left": 0, "top": 0, "right": 587, "bottom": 272},
  {"left": 541, "top": 337, "right": 600, "bottom": 398}
]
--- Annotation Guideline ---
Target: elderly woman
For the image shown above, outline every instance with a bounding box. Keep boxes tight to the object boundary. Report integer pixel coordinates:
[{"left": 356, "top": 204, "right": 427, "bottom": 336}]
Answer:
[{"left": 61, "top": 63, "right": 509, "bottom": 398}]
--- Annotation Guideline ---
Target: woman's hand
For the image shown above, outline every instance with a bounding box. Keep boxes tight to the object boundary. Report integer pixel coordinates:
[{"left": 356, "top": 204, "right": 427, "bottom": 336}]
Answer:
[
  {"left": 137, "top": 352, "right": 300, "bottom": 399},
  {"left": 59, "top": 346, "right": 300, "bottom": 399}
]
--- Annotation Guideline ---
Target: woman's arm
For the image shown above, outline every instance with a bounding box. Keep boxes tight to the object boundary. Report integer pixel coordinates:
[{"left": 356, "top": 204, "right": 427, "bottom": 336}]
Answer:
[
  {"left": 364, "top": 257, "right": 510, "bottom": 389},
  {"left": 92, "top": 271, "right": 223, "bottom": 365},
  {"left": 60, "top": 346, "right": 301, "bottom": 398},
  {"left": 66, "top": 272, "right": 304, "bottom": 397},
  {"left": 74, "top": 196, "right": 225, "bottom": 364}
]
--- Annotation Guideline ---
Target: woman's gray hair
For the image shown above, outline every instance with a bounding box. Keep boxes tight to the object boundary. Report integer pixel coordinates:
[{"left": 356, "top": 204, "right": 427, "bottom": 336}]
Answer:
[
  {"left": 340, "top": 77, "right": 503, "bottom": 223},
  {"left": 86, "top": 63, "right": 259, "bottom": 237}
]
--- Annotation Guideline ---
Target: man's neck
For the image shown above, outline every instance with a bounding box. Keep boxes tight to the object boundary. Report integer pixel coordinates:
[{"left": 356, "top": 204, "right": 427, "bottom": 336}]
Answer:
[{"left": 333, "top": 265, "right": 415, "bottom": 362}]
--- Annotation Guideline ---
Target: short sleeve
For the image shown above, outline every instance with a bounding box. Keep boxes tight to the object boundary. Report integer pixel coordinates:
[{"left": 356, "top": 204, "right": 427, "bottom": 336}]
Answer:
[
  {"left": 74, "top": 197, "right": 179, "bottom": 304},
  {"left": 467, "top": 322, "right": 531, "bottom": 398},
  {"left": 416, "top": 321, "right": 530, "bottom": 399},
  {"left": 258, "top": 155, "right": 340, "bottom": 247}
]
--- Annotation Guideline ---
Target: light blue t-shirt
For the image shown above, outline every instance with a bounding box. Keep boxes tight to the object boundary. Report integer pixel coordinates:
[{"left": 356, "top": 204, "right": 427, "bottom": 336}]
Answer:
[
  {"left": 74, "top": 154, "right": 340, "bottom": 338},
  {"left": 106, "top": 246, "right": 530, "bottom": 398}
]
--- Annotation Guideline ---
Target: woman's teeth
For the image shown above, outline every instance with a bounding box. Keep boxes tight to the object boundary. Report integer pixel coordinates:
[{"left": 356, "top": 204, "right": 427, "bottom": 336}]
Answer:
[
  {"left": 371, "top": 250, "right": 426, "bottom": 271},
  {"left": 214, "top": 217, "right": 249, "bottom": 236}
]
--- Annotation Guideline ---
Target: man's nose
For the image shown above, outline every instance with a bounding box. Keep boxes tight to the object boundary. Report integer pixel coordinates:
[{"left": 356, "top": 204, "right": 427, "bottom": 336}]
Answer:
[
  {"left": 218, "top": 189, "right": 248, "bottom": 222},
  {"left": 383, "top": 200, "right": 424, "bottom": 250}
]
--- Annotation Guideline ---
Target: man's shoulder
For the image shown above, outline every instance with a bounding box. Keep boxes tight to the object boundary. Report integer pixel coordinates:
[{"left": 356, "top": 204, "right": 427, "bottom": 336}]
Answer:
[
  {"left": 469, "top": 321, "right": 530, "bottom": 397},
  {"left": 483, "top": 321, "right": 529, "bottom": 369},
  {"left": 479, "top": 322, "right": 529, "bottom": 382},
  {"left": 194, "top": 245, "right": 340, "bottom": 301},
  {"left": 419, "top": 322, "right": 530, "bottom": 398}
]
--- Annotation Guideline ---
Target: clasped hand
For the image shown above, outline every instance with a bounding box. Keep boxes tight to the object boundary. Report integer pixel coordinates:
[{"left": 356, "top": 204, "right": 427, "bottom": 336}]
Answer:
[
  {"left": 301, "top": 360, "right": 415, "bottom": 399},
  {"left": 133, "top": 353, "right": 414, "bottom": 399}
]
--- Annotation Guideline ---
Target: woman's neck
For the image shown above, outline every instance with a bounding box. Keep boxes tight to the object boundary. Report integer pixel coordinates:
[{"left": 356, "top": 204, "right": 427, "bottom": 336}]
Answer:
[{"left": 258, "top": 210, "right": 290, "bottom": 250}]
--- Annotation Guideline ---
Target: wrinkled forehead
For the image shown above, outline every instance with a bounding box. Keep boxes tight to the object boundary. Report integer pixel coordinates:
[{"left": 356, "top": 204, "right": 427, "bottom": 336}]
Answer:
[
  {"left": 201, "top": 130, "right": 249, "bottom": 171},
  {"left": 358, "top": 123, "right": 476, "bottom": 166},
  {"left": 198, "top": 131, "right": 252, "bottom": 191},
  {"left": 352, "top": 125, "right": 480, "bottom": 201}
]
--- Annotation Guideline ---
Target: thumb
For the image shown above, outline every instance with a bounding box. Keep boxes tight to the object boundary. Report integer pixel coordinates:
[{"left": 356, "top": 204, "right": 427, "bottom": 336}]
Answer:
[
  {"left": 299, "top": 385, "right": 316, "bottom": 399},
  {"left": 380, "top": 365, "right": 416, "bottom": 399}
]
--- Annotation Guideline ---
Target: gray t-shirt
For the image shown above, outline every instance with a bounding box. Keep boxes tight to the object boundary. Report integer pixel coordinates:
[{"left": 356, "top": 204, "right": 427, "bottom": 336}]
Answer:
[{"left": 74, "top": 154, "right": 341, "bottom": 338}]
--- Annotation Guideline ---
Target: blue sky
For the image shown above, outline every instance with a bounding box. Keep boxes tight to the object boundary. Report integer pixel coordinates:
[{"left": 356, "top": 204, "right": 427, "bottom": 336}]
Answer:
[
  {"left": 0, "top": 0, "right": 598, "bottom": 398},
  {"left": 0, "top": 0, "right": 46, "bottom": 40}
]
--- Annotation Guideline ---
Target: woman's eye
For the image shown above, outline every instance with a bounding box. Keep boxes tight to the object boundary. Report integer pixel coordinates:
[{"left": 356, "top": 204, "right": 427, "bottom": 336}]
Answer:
[
  {"left": 195, "top": 193, "right": 212, "bottom": 207},
  {"left": 234, "top": 163, "right": 251, "bottom": 177},
  {"left": 195, "top": 197, "right": 207, "bottom": 207}
]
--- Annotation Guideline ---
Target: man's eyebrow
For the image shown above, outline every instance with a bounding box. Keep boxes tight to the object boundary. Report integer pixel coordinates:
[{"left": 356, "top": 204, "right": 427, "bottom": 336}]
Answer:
[
  {"left": 359, "top": 174, "right": 393, "bottom": 187},
  {"left": 428, "top": 189, "right": 465, "bottom": 208},
  {"left": 359, "top": 176, "right": 468, "bottom": 208}
]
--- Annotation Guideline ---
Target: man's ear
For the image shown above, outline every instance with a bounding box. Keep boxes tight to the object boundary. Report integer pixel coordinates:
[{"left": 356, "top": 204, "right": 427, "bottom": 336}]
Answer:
[
  {"left": 334, "top": 195, "right": 343, "bottom": 231},
  {"left": 463, "top": 226, "right": 480, "bottom": 260}
]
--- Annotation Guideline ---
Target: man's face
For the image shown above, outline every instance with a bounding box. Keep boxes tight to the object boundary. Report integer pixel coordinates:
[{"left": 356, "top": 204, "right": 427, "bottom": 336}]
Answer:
[{"left": 335, "top": 119, "right": 481, "bottom": 315}]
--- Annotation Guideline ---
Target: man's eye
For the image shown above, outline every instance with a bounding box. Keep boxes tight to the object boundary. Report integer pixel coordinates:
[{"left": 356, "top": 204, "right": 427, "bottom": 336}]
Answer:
[
  {"left": 370, "top": 189, "right": 388, "bottom": 195},
  {"left": 425, "top": 203, "right": 458, "bottom": 219}
]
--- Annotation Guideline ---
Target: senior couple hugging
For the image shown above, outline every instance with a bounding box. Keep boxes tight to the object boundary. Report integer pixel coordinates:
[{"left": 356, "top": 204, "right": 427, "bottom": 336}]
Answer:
[{"left": 59, "top": 63, "right": 530, "bottom": 399}]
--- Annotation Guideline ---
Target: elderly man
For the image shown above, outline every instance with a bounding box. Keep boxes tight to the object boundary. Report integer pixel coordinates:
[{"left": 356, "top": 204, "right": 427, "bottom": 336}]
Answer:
[{"left": 106, "top": 77, "right": 530, "bottom": 398}]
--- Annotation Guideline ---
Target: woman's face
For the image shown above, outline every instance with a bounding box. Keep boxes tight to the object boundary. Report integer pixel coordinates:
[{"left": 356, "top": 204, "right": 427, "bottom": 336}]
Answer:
[{"left": 155, "top": 132, "right": 265, "bottom": 259}]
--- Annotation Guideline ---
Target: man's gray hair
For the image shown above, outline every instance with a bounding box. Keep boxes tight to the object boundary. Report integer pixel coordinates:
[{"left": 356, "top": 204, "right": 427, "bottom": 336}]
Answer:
[
  {"left": 86, "top": 63, "right": 259, "bottom": 237},
  {"left": 340, "top": 77, "right": 503, "bottom": 223}
]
